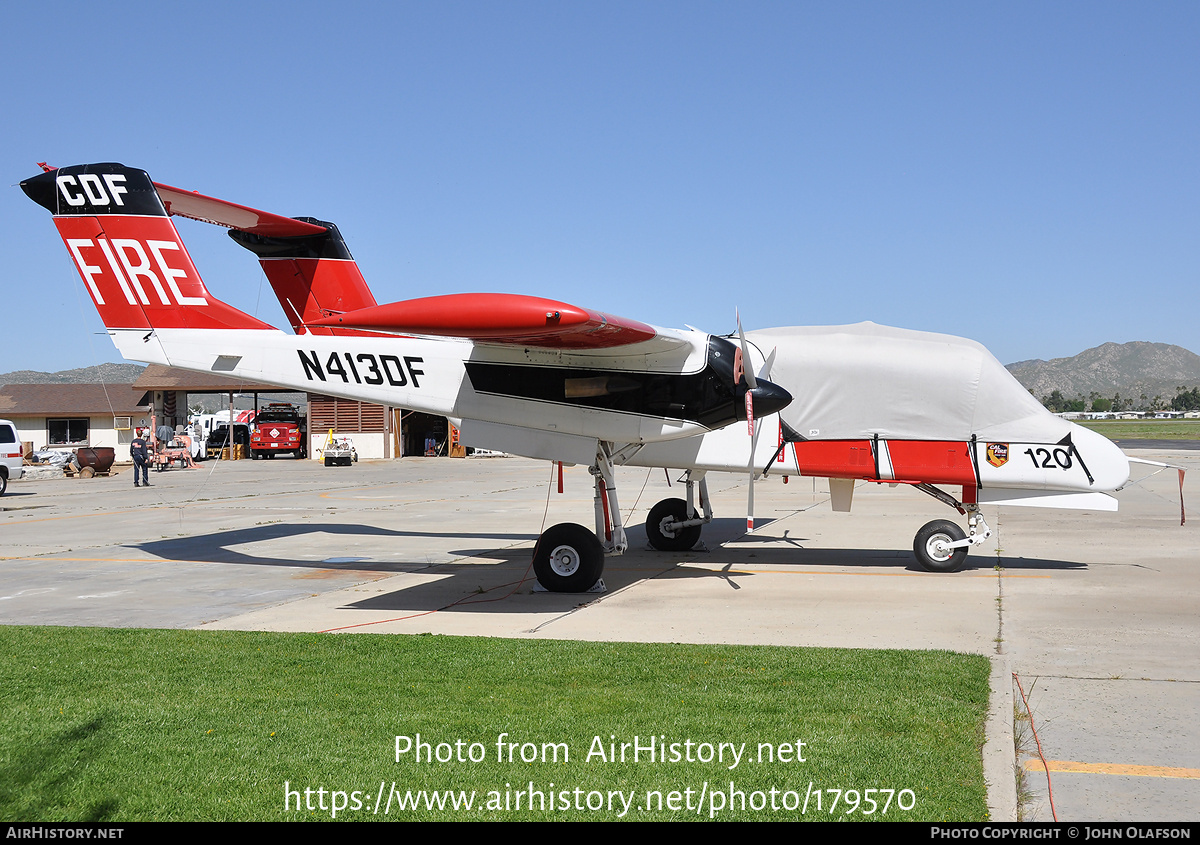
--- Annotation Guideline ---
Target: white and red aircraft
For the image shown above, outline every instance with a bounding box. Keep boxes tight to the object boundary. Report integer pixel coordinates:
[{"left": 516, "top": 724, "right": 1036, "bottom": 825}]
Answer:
[{"left": 23, "top": 162, "right": 1143, "bottom": 591}]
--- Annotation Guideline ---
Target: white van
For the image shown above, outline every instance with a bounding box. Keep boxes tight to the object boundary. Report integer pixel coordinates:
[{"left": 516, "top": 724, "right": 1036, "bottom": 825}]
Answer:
[{"left": 0, "top": 419, "right": 24, "bottom": 496}]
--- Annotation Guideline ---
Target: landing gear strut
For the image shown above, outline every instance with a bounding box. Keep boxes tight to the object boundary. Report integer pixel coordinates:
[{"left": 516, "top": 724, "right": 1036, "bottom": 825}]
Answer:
[
  {"left": 646, "top": 471, "right": 712, "bottom": 552},
  {"left": 532, "top": 442, "right": 626, "bottom": 593}
]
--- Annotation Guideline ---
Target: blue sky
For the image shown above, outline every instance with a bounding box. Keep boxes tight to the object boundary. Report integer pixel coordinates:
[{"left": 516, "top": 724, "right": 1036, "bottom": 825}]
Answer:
[{"left": 4, "top": 1, "right": 1197, "bottom": 372}]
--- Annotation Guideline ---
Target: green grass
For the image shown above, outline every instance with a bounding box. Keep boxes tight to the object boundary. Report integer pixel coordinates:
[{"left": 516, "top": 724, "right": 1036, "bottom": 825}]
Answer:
[
  {"left": 0, "top": 626, "right": 990, "bottom": 822},
  {"left": 1077, "top": 419, "right": 1200, "bottom": 440}
]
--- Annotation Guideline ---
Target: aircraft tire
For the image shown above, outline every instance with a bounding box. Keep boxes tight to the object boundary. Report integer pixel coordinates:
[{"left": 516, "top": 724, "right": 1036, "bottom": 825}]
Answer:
[
  {"left": 646, "top": 498, "right": 702, "bottom": 552},
  {"left": 533, "top": 523, "right": 604, "bottom": 592},
  {"left": 913, "top": 520, "right": 968, "bottom": 572}
]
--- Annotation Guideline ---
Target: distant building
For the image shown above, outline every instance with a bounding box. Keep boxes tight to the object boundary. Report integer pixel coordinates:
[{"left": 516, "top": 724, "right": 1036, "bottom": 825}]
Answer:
[
  {"left": 1, "top": 366, "right": 454, "bottom": 460},
  {"left": 0, "top": 384, "right": 149, "bottom": 451}
]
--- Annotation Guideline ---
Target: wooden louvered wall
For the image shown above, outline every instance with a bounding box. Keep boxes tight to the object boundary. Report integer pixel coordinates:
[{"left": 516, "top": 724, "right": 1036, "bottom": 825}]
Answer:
[{"left": 308, "top": 394, "right": 386, "bottom": 433}]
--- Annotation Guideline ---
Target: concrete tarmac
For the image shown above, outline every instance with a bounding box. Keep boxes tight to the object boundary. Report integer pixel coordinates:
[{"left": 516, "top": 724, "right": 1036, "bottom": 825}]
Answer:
[{"left": 0, "top": 450, "right": 1195, "bottom": 822}]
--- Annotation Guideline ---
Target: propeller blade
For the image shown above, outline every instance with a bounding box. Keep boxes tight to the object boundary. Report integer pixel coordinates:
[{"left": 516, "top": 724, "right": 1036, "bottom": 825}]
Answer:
[
  {"left": 736, "top": 310, "right": 757, "bottom": 391},
  {"left": 737, "top": 309, "right": 762, "bottom": 530},
  {"left": 746, "top": 411, "right": 763, "bottom": 531},
  {"left": 746, "top": 371, "right": 759, "bottom": 532},
  {"left": 747, "top": 465, "right": 755, "bottom": 530},
  {"left": 759, "top": 347, "right": 777, "bottom": 383}
]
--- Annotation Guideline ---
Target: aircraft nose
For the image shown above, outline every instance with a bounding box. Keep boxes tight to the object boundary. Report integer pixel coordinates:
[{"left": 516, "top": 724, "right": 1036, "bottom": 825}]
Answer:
[
  {"left": 740, "top": 379, "right": 793, "bottom": 420},
  {"left": 1069, "top": 422, "right": 1132, "bottom": 491}
]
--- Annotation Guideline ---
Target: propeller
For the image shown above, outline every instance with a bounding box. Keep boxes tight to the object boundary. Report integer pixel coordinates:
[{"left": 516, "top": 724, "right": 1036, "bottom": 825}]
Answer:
[
  {"left": 726, "top": 310, "right": 790, "bottom": 531},
  {"left": 736, "top": 311, "right": 772, "bottom": 531}
]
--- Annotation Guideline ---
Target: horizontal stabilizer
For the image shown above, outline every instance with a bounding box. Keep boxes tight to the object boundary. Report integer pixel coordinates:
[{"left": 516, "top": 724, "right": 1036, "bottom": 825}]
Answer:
[
  {"left": 29, "top": 163, "right": 325, "bottom": 238},
  {"left": 308, "top": 293, "right": 665, "bottom": 350},
  {"left": 153, "top": 182, "right": 328, "bottom": 238}
]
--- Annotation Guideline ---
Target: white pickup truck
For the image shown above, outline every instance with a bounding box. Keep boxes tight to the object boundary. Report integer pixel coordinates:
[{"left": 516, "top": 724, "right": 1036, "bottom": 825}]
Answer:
[{"left": 0, "top": 419, "right": 24, "bottom": 495}]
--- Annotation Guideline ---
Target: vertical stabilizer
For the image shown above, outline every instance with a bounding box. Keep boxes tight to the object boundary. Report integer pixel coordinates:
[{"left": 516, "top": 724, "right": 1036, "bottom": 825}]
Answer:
[
  {"left": 21, "top": 163, "right": 273, "bottom": 332},
  {"left": 229, "top": 221, "right": 377, "bottom": 335}
]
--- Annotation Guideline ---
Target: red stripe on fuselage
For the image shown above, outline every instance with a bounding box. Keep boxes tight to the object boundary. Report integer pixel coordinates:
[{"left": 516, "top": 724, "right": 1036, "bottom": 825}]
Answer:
[{"left": 792, "top": 439, "right": 977, "bottom": 487}]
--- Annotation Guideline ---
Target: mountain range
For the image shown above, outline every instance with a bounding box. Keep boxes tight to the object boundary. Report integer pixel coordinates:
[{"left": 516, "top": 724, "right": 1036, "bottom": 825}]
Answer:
[
  {"left": 0, "top": 362, "right": 147, "bottom": 386},
  {"left": 1005, "top": 342, "right": 1200, "bottom": 404}
]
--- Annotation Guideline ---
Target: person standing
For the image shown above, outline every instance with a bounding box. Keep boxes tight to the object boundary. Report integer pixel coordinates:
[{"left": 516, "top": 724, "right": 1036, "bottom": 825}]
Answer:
[{"left": 130, "top": 428, "right": 150, "bottom": 487}]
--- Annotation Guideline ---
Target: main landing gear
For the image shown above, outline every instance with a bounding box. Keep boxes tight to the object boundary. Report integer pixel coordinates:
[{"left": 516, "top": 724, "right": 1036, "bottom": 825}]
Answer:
[
  {"left": 532, "top": 452, "right": 714, "bottom": 592},
  {"left": 531, "top": 458, "right": 991, "bottom": 587},
  {"left": 532, "top": 443, "right": 628, "bottom": 593},
  {"left": 637, "top": 474, "right": 991, "bottom": 574},
  {"left": 912, "top": 483, "right": 992, "bottom": 572},
  {"left": 645, "top": 470, "right": 712, "bottom": 552}
]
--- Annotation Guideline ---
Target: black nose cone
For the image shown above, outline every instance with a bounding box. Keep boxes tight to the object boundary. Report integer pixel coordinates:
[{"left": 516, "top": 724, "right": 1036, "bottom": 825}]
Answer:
[{"left": 738, "top": 379, "right": 793, "bottom": 420}]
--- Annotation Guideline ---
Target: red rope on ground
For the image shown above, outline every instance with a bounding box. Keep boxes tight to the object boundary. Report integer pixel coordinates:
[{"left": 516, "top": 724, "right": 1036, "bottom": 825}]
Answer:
[{"left": 1012, "top": 672, "right": 1057, "bottom": 822}]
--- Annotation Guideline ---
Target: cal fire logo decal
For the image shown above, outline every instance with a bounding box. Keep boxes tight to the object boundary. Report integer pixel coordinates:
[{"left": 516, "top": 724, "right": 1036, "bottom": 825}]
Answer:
[{"left": 986, "top": 443, "right": 1009, "bottom": 468}]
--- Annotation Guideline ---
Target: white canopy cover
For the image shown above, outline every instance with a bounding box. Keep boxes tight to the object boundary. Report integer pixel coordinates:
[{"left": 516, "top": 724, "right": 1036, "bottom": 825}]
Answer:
[{"left": 748, "top": 322, "right": 1069, "bottom": 444}]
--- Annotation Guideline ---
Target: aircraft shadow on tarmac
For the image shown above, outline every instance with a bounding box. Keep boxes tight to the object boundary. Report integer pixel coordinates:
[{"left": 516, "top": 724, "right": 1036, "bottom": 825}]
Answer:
[
  {"left": 649, "top": 517, "right": 1088, "bottom": 575},
  {"left": 339, "top": 516, "right": 1088, "bottom": 614},
  {"left": 131, "top": 522, "right": 541, "bottom": 572},
  {"left": 130, "top": 517, "right": 1087, "bottom": 613}
]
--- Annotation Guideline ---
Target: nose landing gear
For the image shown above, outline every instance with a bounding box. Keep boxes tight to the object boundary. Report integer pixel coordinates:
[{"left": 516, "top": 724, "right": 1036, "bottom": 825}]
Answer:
[{"left": 912, "top": 502, "right": 992, "bottom": 572}]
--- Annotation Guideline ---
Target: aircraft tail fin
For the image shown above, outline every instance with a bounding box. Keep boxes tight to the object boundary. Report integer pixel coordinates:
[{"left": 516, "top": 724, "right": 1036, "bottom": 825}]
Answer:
[
  {"left": 20, "top": 163, "right": 273, "bottom": 332},
  {"left": 229, "top": 222, "right": 378, "bottom": 335}
]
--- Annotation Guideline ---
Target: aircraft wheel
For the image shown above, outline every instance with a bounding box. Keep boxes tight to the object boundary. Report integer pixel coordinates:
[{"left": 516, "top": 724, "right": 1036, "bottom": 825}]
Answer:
[
  {"left": 646, "top": 498, "right": 702, "bottom": 552},
  {"left": 533, "top": 523, "right": 604, "bottom": 592},
  {"left": 913, "top": 520, "right": 968, "bottom": 572}
]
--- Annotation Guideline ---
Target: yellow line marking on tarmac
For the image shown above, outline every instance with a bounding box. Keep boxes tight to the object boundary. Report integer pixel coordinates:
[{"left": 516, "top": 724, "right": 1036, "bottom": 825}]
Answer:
[
  {"left": 1024, "top": 759, "right": 1200, "bottom": 779},
  {"left": 2, "top": 505, "right": 176, "bottom": 525},
  {"left": 676, "top": 564, "right": 1050, "bottom": 578},
  {"left": 4, "top": 552, "right": 1053, "bottom": 580}
]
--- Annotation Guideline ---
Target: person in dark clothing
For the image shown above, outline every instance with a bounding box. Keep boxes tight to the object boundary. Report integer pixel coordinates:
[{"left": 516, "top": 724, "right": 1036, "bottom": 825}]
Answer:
[{"left": 130, "top": 429, "right": 150, "bottom": 487}]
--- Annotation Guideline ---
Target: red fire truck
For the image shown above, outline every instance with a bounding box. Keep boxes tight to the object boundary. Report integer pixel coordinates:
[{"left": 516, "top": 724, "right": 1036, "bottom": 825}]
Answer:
[{"left": 249, "top": 404, "right": 307, "bottom": 459}]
